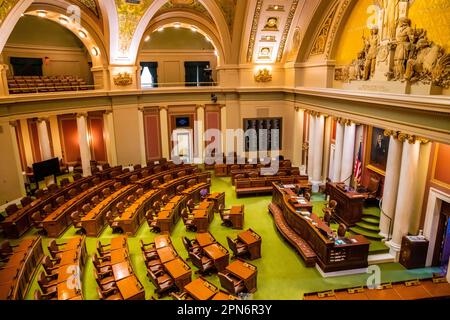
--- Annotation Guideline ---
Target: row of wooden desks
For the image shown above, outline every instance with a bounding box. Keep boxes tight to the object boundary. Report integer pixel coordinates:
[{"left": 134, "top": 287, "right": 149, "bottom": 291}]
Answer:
[
  {"left": 135, "top": 165, "right": 197, "bottom": 189},
  {"left": 155, "top": 195, "right": 186, "bottom": 234},
  {"left": 195, "top": 232, "right": 229, "bottom": 272},
  {"left": 107, "top": 236, "right": 145, "bottom": 300},
  {"left": 191, "top": 200, "right": 215, "bottom": 232},
  {"left": 43, "top": 181, "right": 113, "bottom": 237},
  {"left": 81, "top": 184, "right": 137, "bottom": 236},
  {"left": 0, "top": 237, "right": 44, "bottom": 300},
  {"left": 238, "top": 229, "right": 262, "bottom": 260}
]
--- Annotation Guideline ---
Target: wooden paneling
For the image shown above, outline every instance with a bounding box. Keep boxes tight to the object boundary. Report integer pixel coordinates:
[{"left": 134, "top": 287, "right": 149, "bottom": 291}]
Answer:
[
  {"left": 58, "top": 115, "right": 80, "bottom": 163},
  {"left": 434, "top": 143, "right": 450, "bottom": 186},
  {"left": 88, "top": 115, "right": 107, "bottom": 162},
  {"left": 143, "top": 108, "right": 162, "bottom": 160}
]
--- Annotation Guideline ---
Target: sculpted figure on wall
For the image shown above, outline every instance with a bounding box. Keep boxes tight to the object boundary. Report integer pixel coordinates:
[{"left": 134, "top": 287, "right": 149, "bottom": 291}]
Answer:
[
  {"left": 380, "top": 0, "right": 400, "bottom": 40},
  {"left": 392, "top": 17, "right": 414, "bottom": 80},
  {"left": 363, "top": 28, "right": 379, "bottom": 80}
]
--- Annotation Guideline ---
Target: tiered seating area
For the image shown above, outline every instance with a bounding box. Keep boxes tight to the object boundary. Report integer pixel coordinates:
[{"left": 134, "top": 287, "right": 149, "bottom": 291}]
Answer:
[
  {"left": 7, "top": 75, "right": 91, "bottom": 94},
  {"left": 235, "top": 175, "right": 310, "bottom": 197}
]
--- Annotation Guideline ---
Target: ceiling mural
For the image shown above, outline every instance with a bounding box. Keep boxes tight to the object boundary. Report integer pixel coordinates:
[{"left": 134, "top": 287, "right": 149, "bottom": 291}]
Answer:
[
  {"left": 246, "top": 0, "right": 302, "bottom": 63},
  {"left": 115, "top": 0, "right": 154, "bottom": 54},
  {"left": 0, "top": 0, "right": 19, "bottom": 27},
  {"left": 73, "top": 0, "right": 100, "bottom": 18},
  {"left": 157, "top": 0, "right": 213, "bottom": 21},
  {"left": 216, "top": 0, "right": 237, "bottom": 35},
  {"left": 309, "top": 2, "right": 338, "bottom": 56}
]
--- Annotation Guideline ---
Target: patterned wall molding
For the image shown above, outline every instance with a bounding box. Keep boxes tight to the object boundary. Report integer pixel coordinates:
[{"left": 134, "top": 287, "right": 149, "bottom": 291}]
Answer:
[
  {"left": 246, "top": 0, "right": 263, "bottom": 63},
  {"left": 158, "top": 0, "right": 213, "bottom": 21},
  {"left": 0, "top": 0, "right": 19, "bottom": 27},
  {"left": 324, "top": 0, "right": 351, "bottom": 59},
  {"left": 309, "top": 1, "right": 338, "bottom": 56},
  {"left": 276, "top": 0, "right": 300, "bottom": 62}
]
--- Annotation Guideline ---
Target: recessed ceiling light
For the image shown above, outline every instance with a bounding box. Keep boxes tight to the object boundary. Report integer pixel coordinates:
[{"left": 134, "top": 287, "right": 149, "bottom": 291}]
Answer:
[
  {"left": 91, "top": 47, "right": 99, "bottom": 56},
  {"left": 190, "top": 26, "right": 197, "bottom": 32},
  {"left": 21, "top": 13, "right": 25, "bottom": 17},
  {"left": 37, "top": 10, "right": 47, "bottom": 18},
  {"left": 157, "top": 27, "right": 164, "bottom": 32},
  {"left": 274, "top": 5, "right": 279, "bottom": 10},
  {"left": 78, "top": 30, "right": 87, "bottom": 38},
  {"left": 174, "top": 23, "right": 181, "bottom": 28},
  {"left": 144, "top": 35, "right": 150, "bottom": 42},
  {"left": 59, "top": 16, "right": 69, "bottom": 25},
  {"left": 205, "top": 36, "right": 211, "bottom": 42}
]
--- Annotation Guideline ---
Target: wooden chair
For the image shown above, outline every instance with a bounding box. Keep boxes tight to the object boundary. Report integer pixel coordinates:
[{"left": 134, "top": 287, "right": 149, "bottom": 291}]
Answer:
[
  {"left": 322, "top": 200, "right": 337, "bottom": 222},
  {"left": 31, "top": 211, "right": 46, "bottom": 235},
  {"left": 55, "top": 196, "right": 65, "bottom": 207},
  {"left": 41, "top": 256, "right": 59, "bottom": 276},
  {"left": 60, "top": 178, "right": 70, "bottom": 187},
  {"left": 176, "top": 185, "right": 185, "bottom": 195},
  {"left": 20, "top": 196, "right": 33, "bottom": 207},
  {"left": 147, "top": 268, "right": 175, "bottom": 298},
  {"left": 5, "top": 204, "right": 19, "bottom": 216},
  {"left": 189, "top": 251, "right": 214, "bottom": 275},
  {"left": 227, "top": 236, "right": 249, "bottom": 259},
  {"left": 218, "top": 271, "right": 245, "bottom": 295},
  {"left": 337, "top": 223, "right": 347, "bottom": 237},
  {"left": 97, "top": 286, "right": 123, "bottom": 300}
]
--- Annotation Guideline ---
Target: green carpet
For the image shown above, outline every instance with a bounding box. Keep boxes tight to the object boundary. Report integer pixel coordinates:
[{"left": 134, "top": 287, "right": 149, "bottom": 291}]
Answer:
[{"left": 2, "top": 173, "right": 439, "bottom": 300}]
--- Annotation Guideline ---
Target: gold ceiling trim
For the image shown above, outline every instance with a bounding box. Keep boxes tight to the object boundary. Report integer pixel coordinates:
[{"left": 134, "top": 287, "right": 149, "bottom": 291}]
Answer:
[
  {"left": 246, "top": 0, "right": 263, "bottom": 63},
  {"left": 75, "top": 0, "right": 100, "bottom": 18},
  {"left": 276, "top": 0, "right": 300, "bottom": 62},
  {"left": 324, "top": 0, "right": 351, "bottom": 58},
  {"left": 217, "top": 0, "right": 237, "bottom": 36},
  {"left": 158, "top": 0, "right": 213, "bottom": 21},
  {"left": 309, "top": 1, "right": 338, "bottom": 56},
  {"left": 0, "top": 0, "right": 19, "bottom": 27}
]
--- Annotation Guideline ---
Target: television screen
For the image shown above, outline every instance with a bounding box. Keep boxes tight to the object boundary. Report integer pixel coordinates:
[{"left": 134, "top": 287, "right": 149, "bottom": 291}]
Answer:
[
  {"left": 32, "top": 157, "right": 60, "bottom": 182},
  {"left": 176, "top": 116, "right": 190, "bottom": 128}
]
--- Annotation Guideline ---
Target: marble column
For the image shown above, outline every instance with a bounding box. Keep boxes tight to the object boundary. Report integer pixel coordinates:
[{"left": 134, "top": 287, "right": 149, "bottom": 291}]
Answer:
[
  {"left": 388, "top": 135, "right": 421, "bottom": 259},
  {"left": 48, "top": 116, "right": 62, "bottom": 160},
  {"left": 322, "top": 115, "right": 332, "bottom": 181},
  {"left": 380, "top": 133, "right": 403, "bottom": 239},
  {"left": 292, "top": 107, "right": 304, "bottom": 168},
  {"left": 312, "top": 115, "right": 324, "bottom": 192},
  {"left": 8, "top": 121, "right": 26, "bottom": 196},
  {"left": 20, "top": 119, "right": 34, "bottom": 167},
  {"left": 137, "top": 107, "right": 147, "bottom": 167},
  {"left": 332, "top": 120, "right": 344, "bottom": 182},
  {"left": 195, "top": 105, "right": 205, "bottom": 164},
  {"left": 159, "top": 106, "right": 170, "bottom": 159},
  {"left": 220, "top": 105, "right": 227, "bottom": 155},
  {"left": 340, "top": 122, "right": 356, "bottom": 186},
  {"left": 307, "top": 113, "right": 315, "bottom": 181},
  {"left": 76, "top": 113, "right": 92, "bottom": 177},
  {"left": 37, "top": 118, "right": 52, "bottom": 161},
  {"left": 103, "top": 110, "right": 118, "bottom": 166}
]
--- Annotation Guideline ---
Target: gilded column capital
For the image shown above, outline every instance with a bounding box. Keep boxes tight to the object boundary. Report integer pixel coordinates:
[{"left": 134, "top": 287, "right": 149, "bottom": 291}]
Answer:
[
  {"left": 76, "top": 113, "right": 88, "bottom": 119},
  {"left": 37, "top": 117, "right": 49, "bottom": 123},
  {"left": 196, "top": 105, "right": 205, "bottom": 111},
  {"left": 9, "top": 120, "right": 18, "bottom": 127},
  {"left": 417, "top": 137, "right": 430, "bottom": 144},
  {"left": 138, "top": 107, "right": 145, "bottom": 112},
  {"left": 104, "top": 110, "right": 113, "bottom": 115},
  {"left": 294, "top": 106, "right": 305, "bottom": 112},
  {"left": 397, "top": 133, "right": 417, "bottom": 144},
  {"left": 159, "top": 106, "right": 168, "bottom": 112}
]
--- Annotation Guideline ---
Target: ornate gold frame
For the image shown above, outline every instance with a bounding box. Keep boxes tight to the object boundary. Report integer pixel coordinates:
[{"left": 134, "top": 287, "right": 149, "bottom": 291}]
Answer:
[
  {"left": 365, "top": 126, "right": 387, "bottom": 176},
  {"left": 431, "top": 143, "right": 450, "bottom": 189}
]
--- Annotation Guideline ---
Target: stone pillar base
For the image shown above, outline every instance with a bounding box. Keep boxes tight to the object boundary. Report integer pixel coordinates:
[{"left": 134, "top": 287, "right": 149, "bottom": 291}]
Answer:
[
  {"left": 386, "top": 240, "right": 401, "bottom": 262},
  {"left": 311, "top": 180, "right": 323, "bottom": 193}
]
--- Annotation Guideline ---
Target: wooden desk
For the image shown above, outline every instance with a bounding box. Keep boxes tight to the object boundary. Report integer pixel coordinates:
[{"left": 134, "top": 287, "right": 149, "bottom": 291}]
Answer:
[
  {"left": 113, "top": 262, "right": 132, "bottom": 281},
  {"left": 226, "top": 259, "right": 257, "bottom": 293},
  {"left": 212, "top": 291, "right": 238, "bottom": 300},
  {"left": 164, "top": 257, "right": 192, "bottom": 290},
  {"left": 154, "top": 235, "right": 172, "bottom": 249},
  {"left": 203, "top": 243, "right": 229, "bottom": 271},
  {"left": 116, "top": 275, "right": 145, "bottom": 300},
  {"left": 238, "top": 229, "right": 262, "bottom": 260},
  {"left": 214, "top": 164, "right": 228, "bottom": 177},
  {"left": 115, "top": 188, "right": 150, "bottom": 235},
  {"left": 184, "top": 278, "right": 218, "bottom": 300},
  {"left": 206, "top": 192, "right": 225, "bottom": 213},
  {"left": 58, "top": 250, "right": 79, "bottom": 266},
  {"left": 287, "top": 196, "right": 313, "bottom": 213},
  {"left": 110, "top": 248, "right": 129, "bottom": 264},
  {"left": 110, "top": 236, "right": 127, "bottom": 251},
  {"left": 0, "top": 283, "right": 13, "bottom": 300},
  {"left": 157, "top": 246, "right": 177, "bottom": 263},
  {"left": 196, "top": 232, "right": 216, "bottom": 247},
  {"left": 328, "top": 183, "right": 365, "bottom": 226},
  {"left": 57, "top": 282, "right": 81, "bottom": 300},
  {"left": 193, "top": 209, "right": 209, "bottom": 232},
  {"left": 228, "top": 205, "right": 244, "bottom": 229},
  {"left": 272, "top": 183, "right": 370, "bottom": 272}
]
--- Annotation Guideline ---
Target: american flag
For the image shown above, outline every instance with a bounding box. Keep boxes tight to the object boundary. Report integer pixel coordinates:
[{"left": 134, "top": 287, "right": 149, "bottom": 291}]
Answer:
[{"left": 353, "top": 142, "right": 363, "bottom": 185}]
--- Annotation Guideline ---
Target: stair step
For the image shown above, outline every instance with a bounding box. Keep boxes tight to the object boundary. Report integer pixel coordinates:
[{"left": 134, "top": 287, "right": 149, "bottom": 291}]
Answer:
[
  {"left": 362, "top": 209, "right": 381, "bottom": 218},
  {"left": 356, "top": 222, "right": 381, "bottom": 232},
  {"left": 361, "top": 216, "right": 380, "bottom": 225},
  {"left": 349, "top": 226, "right": 383, "bottom": 240}
]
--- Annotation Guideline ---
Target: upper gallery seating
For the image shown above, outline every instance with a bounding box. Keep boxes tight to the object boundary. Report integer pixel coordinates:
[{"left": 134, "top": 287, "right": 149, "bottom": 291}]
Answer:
[{"left": 7, "top": 75, "right": 91, "bottom": 94}]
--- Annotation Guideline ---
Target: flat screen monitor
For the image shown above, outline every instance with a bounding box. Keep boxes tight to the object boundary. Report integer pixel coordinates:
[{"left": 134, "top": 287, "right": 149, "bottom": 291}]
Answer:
[
  {"left": 175, "top": 116, "right": 190, "bottom": 128},
  {"left": 32, "top": 157, "right": 60, "bottom": 182}
]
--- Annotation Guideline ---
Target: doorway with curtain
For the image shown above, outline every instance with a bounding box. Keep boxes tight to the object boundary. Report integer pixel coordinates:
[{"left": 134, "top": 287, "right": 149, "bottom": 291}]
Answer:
[
  {"left": 172, "top": 129, "right": 193, "bottom": 164},
  {"left": 140, "top": 62, "right": 158, "bottom": 88},
  {"left": 184, "top": 61, "right": 211, "bottom": 86}
]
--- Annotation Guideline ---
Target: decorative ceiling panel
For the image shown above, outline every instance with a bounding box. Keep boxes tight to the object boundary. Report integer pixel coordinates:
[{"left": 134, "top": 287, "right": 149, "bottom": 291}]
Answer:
[
  {"left": 115, "top": 0, "right": 154, "bottom": 54},
  {"left": 157, "top": 0, "right": 213, "bottom": 21},
  {"left": 0, "top": 0, "right": 19, "bottom": 27},
  {"left": 246, "top": 0, "right": 301, "bottom": 63},
  {"left": 216, "top": 0, "right": 237, "bottom": 35},
  {"left": 73, "top": 0, "right": 100, "bottom": 17}
]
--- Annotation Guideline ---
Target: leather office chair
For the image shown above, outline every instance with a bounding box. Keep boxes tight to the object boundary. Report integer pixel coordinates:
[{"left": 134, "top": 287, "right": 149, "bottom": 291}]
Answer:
[
  {"left": 122, "top": 168, "right": 130, "bottom": 173},
  {"left": 323, "top": 211, "right": 332, "bottom": 226},
  {"left": 82, "top": 203, "right": 92, "bottom": 216},
  {"left": 176, "top": 185, "right": 185, "bottom": 195},
  {"left": 147, "top": 268, "right": 175, "bottom": 298},
  {"left": 55, "top": 196, "right": 65, "bottom": 207},
  {"left": 126, "top": 195, "right": 136, "bottom": 206},
  {"left": 0, "top": 241, "right": 15, "bottom": 260},
  {"left": 304, "top": 192, "right": 311, "bottom": 201},
  {"left": 41, "top": 256, "right": 59, "bottom": 276},
  {"left": 161, "top": 194, "right": 169, "bottom": 205},
  {"left": 177, "top": 171, "right": 186, "bottom": 178},
  {"left": 48, "top": 239, "right": 68, "bottom": 260},
  {"left": 133, "top": 164, "right": 142, "bottom": 170},
  {"left": 34, "top": 189, "right": 46, "bottom": 199},
  {"left": 184, "top": 216, "right": 197, "bottom": 232},
  {"left": 360, "top": 175, "right": 381, "bottom": 202},
  {"left": 186, "top": 199, "right": 195, "bottom": 213},
  {"left": 102, "top": 188, "right": 111, "bottom": 198},
  {"left": 94, "top": 271, "right": 117, "bottom": 292},
  {"left": 322, "top": 200, "right": 337, "bottom": 223},
  {"left": 37, "top": 272, "right": 57, "bottom": 297},
  {"left": 218, "top": 272, "right": 245, "bottom": 295},
  {"left": 60, "top": 178, "right": 70, "bottom": 187},
  {"left": 38, "top": 270, "right": 59, "bottom": 288},
  {"left": 31, "top": 211, "right": 46, "bottom": 235},
  {"left": 92, "top": 177, "right": 101, "bottom": 185},
  {"left": 116, "top": 202, "right": 125, "bottom": 215},
  {"left": 73, "top": 173, "right": 82, "bottom": 181},
  {"left": 337, "top": 223, "right": 347, "bottom": 237},
  {"left": 218, "top": 204, "right": 232, "bottom": 227},
  {"left": 230, "top": 164, "right": 240, "bottom": 171},
  {"left": 34, "top": 289, "right": 56, "bottom": 300},
  {"left": 182, "top": 236, "right": 202, "bottom": 258},
  {"left": 130, "top": 174, "right": 138, "bottom": 183},
  {"left": 163, "top": 174, "right": 172, "bottom": 183},
  {"left": 180, "top": 208, "right": 189, "bottom": 223},
  {"left": 43, "top": 204, "right": 53, "bottom": 216},
  {"left": 114, "top": 182, "right": 122, "bottom": 191},
  {"left": 141, "top": 169, "right": 149, "bottom": 178},
  {"left": 170, "top": 291, "right": 193, "bottom": 300},
  {"left": 140, "top": 240, "right": 159, "bottom": 261},
  {"left": 151, "top": 179, "right": 160, "bottom": 188},
  {"left": 20, "top": 196, "right": 33, "bottom": 207},
  {"left": 93, "top": 267, "right": 115, "bottom": 285},
  {"left": 227, "top": 236, "right": 249, "bottom": 259},
  {"left": 47, "top": 183, "right": 59, "bottom": 194},
  {"left": 92, "top": 253, "right": 113, "bottom": 274},
  {"left": 91, "top": 195, "right": 100, "bottom": 206},
  {"left": 70, "top": 211, "right": 84, "bottom": 234},
  {"left": 97, "top": 286, "right": 123, "bottom": 300},
  {"left": 248, "top": 171, "right": 259, "bottom": 178},
  {"left": 68, "top": 188, "right": 78, "bottom": 199},
  {"left": 187, "top": 178, "right": 196, "bottom": 188},
  {"left": 189, "top": 252, "right": 214, "bottom": 275},
  {"left": 5, "top": 203, "right": 19, "bottom": 216},
  {"left": 146, "top": 258, "right": 164, "bottom": 274},
  {"left": 80, "top": 183, "right": 89, "bottom": 191},
  {"left": 136, "top": 188, "right": 144, "bottom": 197},
  {"left": 96, "top": 241, "right": 112, "bottom": 259}
]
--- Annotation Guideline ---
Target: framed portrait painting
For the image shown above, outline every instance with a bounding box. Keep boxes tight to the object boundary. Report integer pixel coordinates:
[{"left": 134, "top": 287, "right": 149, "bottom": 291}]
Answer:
[{"left": 366, "top": 126, "right": 390, "bottom": 175}]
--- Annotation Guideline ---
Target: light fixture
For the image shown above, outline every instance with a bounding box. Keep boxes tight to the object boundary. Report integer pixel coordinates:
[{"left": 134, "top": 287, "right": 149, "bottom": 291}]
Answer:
[
  {"left": 144, "top": 35, "right": 150, "bottom": 42},
  {"left": 37, "top": 10, "right": 47, "bottom": 18},
  {"left": 274, "top": 5, "right": 279, "bottom": 10},
  {"left": 91, "top": 47, "right": 99, "bottom": 56},
  {"left": 214, "top": 50, "right": 218, "bottom": 56},
  {"left": 190, "top": 26, "right": 197, "bottom": 32},
  {"left": 21, "top": 13, "right": 25, "bottom": 17},
  {"left": 174, "top": 22, "right": 181, "bottom": 28},
  {"left": 59, "top": 16, "right": 69, "bottom": 25},
  {"left": 205, "top": 36, "right": 211, "bottom": 43},
  {"left": 78, "top": 30, "right": 87, "bottom": 38},
  {"left": 157, "top": 27, "right": 164, "bottom": 32}
]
